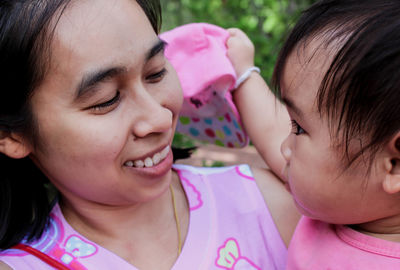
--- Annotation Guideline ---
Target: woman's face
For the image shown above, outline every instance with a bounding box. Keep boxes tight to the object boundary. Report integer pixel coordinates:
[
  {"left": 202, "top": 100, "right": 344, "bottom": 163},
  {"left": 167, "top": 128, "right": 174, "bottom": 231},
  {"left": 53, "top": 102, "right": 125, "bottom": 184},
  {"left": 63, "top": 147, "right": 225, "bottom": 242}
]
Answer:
[{"left": 28, "top": 0, "right": 183, "bottom": 206}]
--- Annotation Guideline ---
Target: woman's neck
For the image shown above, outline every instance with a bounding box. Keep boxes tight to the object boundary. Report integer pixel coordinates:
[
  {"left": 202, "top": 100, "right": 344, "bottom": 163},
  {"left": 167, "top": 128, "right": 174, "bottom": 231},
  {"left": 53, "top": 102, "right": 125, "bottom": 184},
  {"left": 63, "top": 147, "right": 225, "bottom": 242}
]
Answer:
[
  {"left": 59, "top": 170, "right": 188, "bottom": 245},
  {"left": 58, "top": 171, "right": 190, "bottom": 269}
]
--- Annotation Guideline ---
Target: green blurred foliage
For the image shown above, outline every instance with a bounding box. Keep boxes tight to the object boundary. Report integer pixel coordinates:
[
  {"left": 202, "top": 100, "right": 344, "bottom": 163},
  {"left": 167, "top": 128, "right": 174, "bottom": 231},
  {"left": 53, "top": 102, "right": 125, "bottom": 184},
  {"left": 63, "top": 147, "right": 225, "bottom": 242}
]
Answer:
[
  {"left": 202, "top": 160, "right": 226, "bottom": 167},
  {"left": 172, "top": 132, "right": 197, "bottom": 148},
  {"left": 161, "top": 0, "right": 317, "bottom": 83}
]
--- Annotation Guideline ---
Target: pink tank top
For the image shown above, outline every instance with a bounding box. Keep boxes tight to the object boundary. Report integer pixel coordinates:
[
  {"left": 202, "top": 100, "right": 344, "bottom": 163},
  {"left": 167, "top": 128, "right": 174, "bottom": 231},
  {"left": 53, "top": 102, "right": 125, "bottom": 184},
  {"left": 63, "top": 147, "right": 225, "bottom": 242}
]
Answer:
[{"left": 0, "top": 164, "right": 286, "bottom": 269}]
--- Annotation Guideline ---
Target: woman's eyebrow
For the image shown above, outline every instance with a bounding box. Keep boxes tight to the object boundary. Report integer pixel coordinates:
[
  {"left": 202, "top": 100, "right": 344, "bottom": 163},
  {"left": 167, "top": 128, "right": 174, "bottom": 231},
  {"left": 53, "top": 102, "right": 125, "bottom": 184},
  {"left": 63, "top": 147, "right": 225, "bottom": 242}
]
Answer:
[
  {"left": 75, "top": 67, "right": 127, "bottom": 100},
  {"left": 146, "top": 39, "right": 167, "bottom": 61},
  {"left": 74, "top": 39, "right": 167, "bottom": 101}
]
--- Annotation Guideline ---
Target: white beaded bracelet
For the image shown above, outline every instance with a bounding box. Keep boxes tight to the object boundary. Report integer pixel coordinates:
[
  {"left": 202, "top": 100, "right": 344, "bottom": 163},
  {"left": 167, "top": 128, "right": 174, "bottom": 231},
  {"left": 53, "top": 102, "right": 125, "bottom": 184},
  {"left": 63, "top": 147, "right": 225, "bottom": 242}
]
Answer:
[{"left": 234, "top": 66, "right": 261, "bottom": 89}]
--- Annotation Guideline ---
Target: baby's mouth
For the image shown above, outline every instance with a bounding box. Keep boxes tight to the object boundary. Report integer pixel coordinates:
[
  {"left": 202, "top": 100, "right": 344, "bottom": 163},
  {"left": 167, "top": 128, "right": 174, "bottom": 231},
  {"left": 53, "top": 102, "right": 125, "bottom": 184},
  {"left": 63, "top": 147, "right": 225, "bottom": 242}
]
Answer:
[{"left": 124, "top": 145, "right": 170, "bottom": 168}]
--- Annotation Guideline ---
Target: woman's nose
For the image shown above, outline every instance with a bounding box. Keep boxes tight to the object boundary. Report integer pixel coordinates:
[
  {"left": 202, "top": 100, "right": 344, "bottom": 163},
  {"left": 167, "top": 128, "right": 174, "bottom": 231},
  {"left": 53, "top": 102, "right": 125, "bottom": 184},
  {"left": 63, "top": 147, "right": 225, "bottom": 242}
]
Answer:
[
  {"left": 280, "top": 135, "right": 292, "bottom": 162},
  {"left": 131, "top": 92, "right": 173, "bottom": 138}
]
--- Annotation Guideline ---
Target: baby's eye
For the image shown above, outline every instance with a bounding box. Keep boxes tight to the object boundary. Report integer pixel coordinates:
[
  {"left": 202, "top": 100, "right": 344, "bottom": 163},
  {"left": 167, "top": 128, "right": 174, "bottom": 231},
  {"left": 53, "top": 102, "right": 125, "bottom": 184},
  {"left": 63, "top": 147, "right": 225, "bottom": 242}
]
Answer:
[
  {"left": 89, "top": 91, "right": 121, "bottom": 113},
  {"left": 291, "top": 120, "right": 305, "bottom": 135},
  {"left": 146, "top": 68, "right": 167, "bottom": 82}
]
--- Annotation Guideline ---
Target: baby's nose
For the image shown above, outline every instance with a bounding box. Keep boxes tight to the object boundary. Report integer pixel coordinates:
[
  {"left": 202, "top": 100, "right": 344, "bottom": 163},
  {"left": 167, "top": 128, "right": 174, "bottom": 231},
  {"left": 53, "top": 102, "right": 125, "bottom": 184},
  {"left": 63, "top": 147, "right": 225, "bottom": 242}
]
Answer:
[{"left": 280, "top": 137, "right": 292, "bottom": 162}]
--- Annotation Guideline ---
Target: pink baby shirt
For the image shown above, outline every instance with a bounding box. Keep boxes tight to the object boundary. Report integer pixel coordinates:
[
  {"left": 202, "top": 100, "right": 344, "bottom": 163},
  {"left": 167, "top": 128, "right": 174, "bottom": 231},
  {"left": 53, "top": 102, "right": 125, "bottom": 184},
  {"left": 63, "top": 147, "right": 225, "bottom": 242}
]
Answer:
[
  {"left": 287, "top": 216, "right": 400, "bottom": 269},
  {"left": 0, "top": 164, "right": 287, "bottom": 269}
]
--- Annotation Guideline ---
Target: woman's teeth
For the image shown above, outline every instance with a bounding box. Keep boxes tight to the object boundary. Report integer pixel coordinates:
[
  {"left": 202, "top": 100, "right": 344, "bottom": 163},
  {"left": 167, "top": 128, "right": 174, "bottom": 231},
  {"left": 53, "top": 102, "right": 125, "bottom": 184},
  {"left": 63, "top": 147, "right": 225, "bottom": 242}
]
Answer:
[{"left": 124, "top": 146, "right": 170, "bottom": 168}]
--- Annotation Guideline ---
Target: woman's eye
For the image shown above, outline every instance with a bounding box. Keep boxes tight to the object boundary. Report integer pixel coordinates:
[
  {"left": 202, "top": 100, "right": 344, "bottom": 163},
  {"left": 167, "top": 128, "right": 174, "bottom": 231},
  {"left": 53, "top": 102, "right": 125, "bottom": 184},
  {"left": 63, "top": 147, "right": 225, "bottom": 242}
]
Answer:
[
  {"left": 89, "top": 91, "right": 121, "bottom": 112},
  {"left": 146, "top": 68, "right": 167, "bottom": 82},
  {"left": 291, "top": 120, "right": 305, "bottom": 135}
]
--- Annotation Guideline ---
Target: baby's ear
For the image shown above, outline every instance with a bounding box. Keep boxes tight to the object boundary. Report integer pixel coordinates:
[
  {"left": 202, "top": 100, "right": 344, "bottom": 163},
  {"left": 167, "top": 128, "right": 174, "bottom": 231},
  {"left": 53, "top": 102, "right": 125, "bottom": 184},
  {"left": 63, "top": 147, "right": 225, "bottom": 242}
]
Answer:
[
  {"left": 382, "top": 133, "right": 400, "bottom": 194},
  {"left": 0, "top": 131, "right": 31, "bottom": 159}
]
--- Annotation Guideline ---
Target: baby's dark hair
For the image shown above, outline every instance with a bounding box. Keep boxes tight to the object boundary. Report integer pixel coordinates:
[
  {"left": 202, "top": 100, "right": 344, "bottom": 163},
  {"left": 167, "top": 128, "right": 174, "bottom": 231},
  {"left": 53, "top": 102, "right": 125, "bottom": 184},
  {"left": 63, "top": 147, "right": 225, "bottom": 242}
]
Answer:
[
  {"left": 273, "top": 0, "right": 400, "bottom": 168},
  {"left": 0, "top": 0, "right": 162, "bottom": 250}
]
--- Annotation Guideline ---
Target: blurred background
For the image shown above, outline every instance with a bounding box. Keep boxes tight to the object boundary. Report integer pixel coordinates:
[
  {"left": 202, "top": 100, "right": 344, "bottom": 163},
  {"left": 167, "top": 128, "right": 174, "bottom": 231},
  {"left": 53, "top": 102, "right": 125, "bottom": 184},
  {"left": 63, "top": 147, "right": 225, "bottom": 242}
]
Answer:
[
  {"left": 162, "top": 0, "right": 316, "bottom": 81},
  {"left": 161, "top": 0, "right": 317, "bottom": 166}
]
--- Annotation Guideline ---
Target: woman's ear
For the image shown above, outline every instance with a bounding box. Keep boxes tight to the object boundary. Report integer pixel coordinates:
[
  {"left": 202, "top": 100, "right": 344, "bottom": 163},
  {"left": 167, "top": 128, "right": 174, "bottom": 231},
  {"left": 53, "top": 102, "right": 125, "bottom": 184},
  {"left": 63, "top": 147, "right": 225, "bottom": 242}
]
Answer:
[
  {"left": 0, "top": 131, "right": 31, "bottom": 159},
  {"left": 382, "top": 133, "right": 400, "bottom": 194}
]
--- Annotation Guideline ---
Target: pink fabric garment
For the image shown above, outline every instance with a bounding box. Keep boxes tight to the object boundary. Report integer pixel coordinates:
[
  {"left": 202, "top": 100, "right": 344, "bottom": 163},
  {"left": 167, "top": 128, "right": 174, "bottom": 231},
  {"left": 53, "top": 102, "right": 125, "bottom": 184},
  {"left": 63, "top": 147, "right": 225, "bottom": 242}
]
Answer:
[
  {"left": 0, "top": 164, "right": 286, "bottom": 269},
  {"left": 287, "top": 216, "right": 400, "bottom": 269},
  {"left": 160, "top": 23, "right": 249, "bottom": 148}
]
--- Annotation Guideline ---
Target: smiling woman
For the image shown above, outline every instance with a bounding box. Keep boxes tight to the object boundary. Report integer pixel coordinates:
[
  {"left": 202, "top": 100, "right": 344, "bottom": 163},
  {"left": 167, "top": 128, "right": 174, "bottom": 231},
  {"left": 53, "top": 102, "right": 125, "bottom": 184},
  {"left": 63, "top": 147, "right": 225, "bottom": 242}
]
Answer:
[
  {"left": 29, "top": 0, "right": 182, "bottom": 204},
  {"left": 0, "top": 0, "right": 297, "bottom": 269}
]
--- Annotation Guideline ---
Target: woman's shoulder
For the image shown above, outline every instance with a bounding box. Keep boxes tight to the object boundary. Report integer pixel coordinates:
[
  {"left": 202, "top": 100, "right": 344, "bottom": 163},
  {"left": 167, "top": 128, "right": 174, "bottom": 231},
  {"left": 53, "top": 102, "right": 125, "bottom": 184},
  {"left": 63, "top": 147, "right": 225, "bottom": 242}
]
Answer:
[
  {"left": 175, "top": 163, "right": 270, "bottom": 215},
  {"left": 173, "top": 163, "right": 245, "bottom": 175},
  {"left": 251, "top": 166, "right": 301, "bottom": 247},
  {"left": 0, "top": 261, "right": 12, "bottom": 270},
  {"left": 174, "top": 164, "right": 264, "bottom": 195}
]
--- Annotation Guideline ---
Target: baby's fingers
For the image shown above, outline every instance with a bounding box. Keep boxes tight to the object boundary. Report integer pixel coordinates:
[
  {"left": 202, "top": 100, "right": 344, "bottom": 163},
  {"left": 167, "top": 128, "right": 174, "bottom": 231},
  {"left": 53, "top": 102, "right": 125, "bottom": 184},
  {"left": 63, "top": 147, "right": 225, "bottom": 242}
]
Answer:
[
  {"left": 226, "top": 28, "right": 255, "bottom": 76},
  {"left": 227, "top": 28, "right": 253, "bottom": 47}
]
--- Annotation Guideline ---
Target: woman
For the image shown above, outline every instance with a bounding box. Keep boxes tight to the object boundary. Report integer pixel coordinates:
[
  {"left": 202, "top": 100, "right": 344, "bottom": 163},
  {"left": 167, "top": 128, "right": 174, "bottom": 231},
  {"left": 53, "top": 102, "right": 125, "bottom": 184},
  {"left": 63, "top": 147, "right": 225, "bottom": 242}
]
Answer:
[{"left": 0, "top": 0, "right": 297, "bottom": 269}]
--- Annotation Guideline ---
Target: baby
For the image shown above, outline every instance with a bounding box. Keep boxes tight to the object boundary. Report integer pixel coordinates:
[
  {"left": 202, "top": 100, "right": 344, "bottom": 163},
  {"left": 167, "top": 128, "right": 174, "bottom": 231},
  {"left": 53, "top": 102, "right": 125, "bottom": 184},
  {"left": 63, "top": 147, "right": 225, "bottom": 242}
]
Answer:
[{"left": 230, "top": 0, "right": 400, "bottom": 268}]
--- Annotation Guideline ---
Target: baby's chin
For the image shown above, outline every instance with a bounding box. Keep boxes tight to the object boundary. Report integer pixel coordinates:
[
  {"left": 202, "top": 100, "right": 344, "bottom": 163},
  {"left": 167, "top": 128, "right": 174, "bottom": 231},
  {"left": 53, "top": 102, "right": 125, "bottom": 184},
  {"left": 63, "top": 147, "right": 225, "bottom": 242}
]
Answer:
[
  {"left": 291, "top": 198, "right": 326, "bottom": 222},
  {"left": 298, "top": 209, "right": 358, "bottom": 225}
]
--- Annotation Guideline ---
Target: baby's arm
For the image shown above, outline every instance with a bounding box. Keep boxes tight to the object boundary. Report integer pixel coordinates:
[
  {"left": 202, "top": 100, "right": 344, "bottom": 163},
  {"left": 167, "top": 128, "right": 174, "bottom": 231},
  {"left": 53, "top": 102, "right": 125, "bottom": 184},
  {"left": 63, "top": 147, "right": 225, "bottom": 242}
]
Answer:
[
  {"left": 227, "top": 28, "right": 290, "bottom": 181},
  {"left": 227, "top": 29, "right": 300, "bottom": 246}
]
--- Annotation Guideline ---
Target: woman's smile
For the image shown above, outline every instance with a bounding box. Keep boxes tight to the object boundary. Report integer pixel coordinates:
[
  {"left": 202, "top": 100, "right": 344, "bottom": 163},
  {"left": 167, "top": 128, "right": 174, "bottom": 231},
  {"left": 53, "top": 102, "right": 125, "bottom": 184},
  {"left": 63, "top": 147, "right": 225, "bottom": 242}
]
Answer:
[
  {"left": 124, "top": 145, "right": 171, "bottom": 168},
  {"left": 123, "top": 145, "right": 174, "bottom": 179}
]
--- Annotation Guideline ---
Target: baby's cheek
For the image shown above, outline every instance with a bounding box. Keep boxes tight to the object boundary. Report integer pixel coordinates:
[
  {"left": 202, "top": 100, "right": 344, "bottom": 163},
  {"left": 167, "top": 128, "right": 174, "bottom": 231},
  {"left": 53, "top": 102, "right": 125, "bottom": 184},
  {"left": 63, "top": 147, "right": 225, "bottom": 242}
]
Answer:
[
  {"left": 290, "top": 192, "right": 310, "bottom": 216},
  {"left": 288, "top": 169, "right": 310, "bottom": 207}
]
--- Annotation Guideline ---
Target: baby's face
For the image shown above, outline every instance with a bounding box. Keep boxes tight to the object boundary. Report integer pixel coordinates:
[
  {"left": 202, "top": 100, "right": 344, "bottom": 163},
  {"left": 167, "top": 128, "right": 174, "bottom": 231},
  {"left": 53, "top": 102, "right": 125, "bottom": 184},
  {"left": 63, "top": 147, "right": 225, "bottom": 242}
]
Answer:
[
  {"left": 28, "top": 0, "right": 183, "bottom": 206},
  {"left": 279, "top": 35, "right": 397, "bottom": 225}
]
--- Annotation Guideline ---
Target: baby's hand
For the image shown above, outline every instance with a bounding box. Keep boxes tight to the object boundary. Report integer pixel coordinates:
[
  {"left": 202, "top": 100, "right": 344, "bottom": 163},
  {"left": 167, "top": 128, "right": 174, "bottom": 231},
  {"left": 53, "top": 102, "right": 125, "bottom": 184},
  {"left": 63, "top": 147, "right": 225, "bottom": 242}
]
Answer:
[{"left": 226, "top": 28, "right": 255, "bottom": 77}]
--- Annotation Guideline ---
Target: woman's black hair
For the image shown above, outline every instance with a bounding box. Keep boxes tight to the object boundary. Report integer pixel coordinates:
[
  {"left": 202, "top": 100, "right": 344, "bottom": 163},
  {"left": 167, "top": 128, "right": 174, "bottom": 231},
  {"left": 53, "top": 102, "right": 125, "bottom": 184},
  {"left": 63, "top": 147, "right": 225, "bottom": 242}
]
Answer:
[
  {"left": 0, "top": 0, "right": 162, "bottom": 250},
  {"left": 273, "top": 0, "right": 400, "bottom": 169}
]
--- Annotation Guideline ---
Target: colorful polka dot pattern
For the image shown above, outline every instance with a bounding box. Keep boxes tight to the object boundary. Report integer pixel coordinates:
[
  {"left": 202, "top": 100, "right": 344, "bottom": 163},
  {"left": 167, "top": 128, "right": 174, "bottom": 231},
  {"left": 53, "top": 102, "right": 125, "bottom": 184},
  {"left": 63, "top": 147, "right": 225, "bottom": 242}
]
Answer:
[{"left": 177, "top": 108, "right": 248, "bottom": 148}]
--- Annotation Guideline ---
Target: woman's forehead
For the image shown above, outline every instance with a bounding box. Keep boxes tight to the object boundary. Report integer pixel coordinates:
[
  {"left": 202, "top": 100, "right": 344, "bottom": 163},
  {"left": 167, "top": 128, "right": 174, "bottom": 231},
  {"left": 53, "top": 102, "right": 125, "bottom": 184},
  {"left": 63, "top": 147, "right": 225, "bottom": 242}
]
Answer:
[
  {"left": 45, "top": 0, "right": 156, "bottom": 82},
  {"left": 33, "top": 0, "right": 158, "bottom": 102},
  {"left": 52, "top": 0, "right": 153, "bottom": 53}
]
